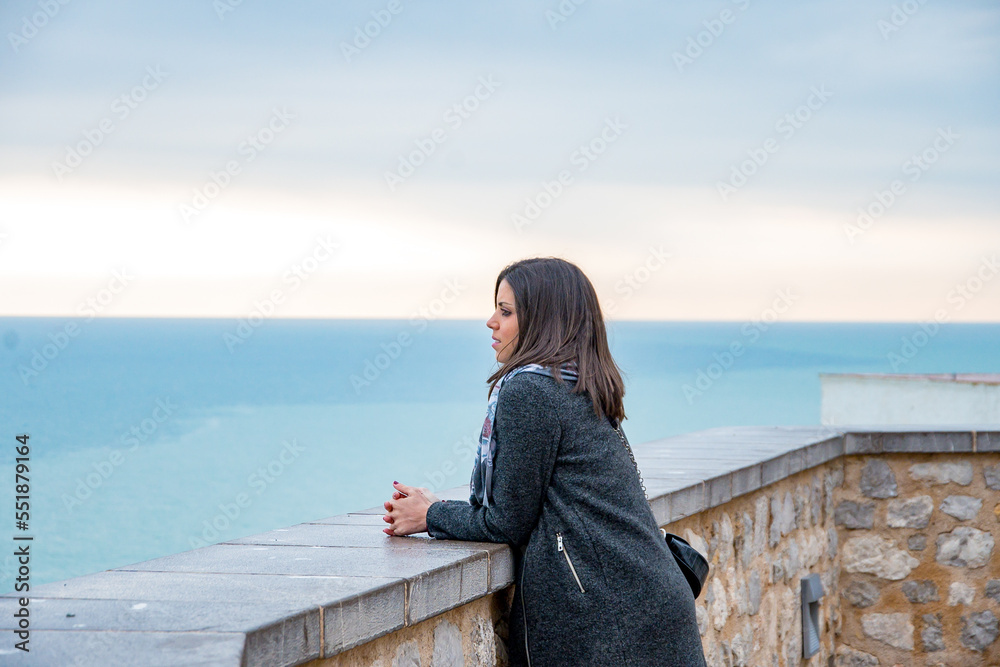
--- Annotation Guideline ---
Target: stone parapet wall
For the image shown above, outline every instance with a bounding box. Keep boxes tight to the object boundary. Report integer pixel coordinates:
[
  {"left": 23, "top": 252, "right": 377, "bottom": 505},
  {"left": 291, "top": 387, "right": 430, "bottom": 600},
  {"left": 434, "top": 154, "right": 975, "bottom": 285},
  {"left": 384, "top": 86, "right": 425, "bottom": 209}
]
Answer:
[
  {"left": 835, "top": 453, "right": 1000, "bottom": 666},
  {"left": 305, "top": 444, "right": 1000, "bottom": 667},
  {"left": 301, "top": 593, "right": 509, "bottom": 667},
  {"left": 665, "top": 462, "right": 844, "bottom": 667},
  {"left": 7, "top": 426, "right": 998, "bottom": 666}
]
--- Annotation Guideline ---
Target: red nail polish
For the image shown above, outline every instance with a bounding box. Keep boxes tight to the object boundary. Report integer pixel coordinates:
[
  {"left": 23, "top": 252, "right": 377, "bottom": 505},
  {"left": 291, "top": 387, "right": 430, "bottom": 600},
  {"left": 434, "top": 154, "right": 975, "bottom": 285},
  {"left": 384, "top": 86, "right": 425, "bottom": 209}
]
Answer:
[{"left": 393, "top": 480, "right": 398, "bottom": 484}]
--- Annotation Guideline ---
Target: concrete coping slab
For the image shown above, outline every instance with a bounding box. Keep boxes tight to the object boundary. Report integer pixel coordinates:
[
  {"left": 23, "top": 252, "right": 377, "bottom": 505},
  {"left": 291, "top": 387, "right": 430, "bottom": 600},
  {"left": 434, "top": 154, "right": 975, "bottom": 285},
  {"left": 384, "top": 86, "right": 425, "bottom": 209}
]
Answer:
[{"left": 6, "top": 425, "right": 996, "bottom": 666}]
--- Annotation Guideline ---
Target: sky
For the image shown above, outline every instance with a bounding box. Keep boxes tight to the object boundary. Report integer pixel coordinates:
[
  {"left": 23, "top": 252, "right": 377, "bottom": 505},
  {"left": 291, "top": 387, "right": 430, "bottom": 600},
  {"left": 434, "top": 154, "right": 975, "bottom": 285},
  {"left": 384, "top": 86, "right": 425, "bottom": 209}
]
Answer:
[{"left": 1, "top": 0, "right": 997, "bottom": 321}]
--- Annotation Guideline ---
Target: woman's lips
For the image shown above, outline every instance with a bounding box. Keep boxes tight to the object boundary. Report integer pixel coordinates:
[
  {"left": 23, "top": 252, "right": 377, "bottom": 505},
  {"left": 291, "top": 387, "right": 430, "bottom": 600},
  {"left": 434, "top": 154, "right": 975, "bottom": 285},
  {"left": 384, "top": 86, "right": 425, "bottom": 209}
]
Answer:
[{"left": 492, "top": 340, "right": 500, "bottom": 348}]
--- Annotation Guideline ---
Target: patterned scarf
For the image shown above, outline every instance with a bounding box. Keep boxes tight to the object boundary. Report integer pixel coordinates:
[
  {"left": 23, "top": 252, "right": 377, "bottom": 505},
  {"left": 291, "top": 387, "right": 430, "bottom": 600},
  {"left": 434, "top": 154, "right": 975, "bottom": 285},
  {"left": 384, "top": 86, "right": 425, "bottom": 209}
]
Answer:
[{"left": 470, "top": 362, "right": 578, "bottom": 507}]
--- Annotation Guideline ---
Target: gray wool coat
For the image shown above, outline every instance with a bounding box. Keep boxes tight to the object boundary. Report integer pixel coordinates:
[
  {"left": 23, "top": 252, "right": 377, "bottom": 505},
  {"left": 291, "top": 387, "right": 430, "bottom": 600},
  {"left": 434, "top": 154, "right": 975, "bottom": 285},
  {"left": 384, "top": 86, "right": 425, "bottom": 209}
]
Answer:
[{"left": 425, "top": 372, "right": 707, "bottom": 667}]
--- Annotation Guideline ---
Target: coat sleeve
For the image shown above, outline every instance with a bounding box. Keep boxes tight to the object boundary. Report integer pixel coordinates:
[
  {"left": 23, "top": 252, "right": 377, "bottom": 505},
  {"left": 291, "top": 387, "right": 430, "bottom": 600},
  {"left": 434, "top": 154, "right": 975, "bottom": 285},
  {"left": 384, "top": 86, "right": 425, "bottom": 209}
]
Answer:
[{"left": 425, "top": 375, "right": 561, "bottom": 546}]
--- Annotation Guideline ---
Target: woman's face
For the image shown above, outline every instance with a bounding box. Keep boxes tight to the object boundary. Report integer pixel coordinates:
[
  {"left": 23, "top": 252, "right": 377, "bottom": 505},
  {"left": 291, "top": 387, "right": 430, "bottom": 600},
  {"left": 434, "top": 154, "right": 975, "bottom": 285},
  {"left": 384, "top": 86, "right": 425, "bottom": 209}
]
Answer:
[{"left": 487, "top": 279, "right": 519, "bottom": 364}]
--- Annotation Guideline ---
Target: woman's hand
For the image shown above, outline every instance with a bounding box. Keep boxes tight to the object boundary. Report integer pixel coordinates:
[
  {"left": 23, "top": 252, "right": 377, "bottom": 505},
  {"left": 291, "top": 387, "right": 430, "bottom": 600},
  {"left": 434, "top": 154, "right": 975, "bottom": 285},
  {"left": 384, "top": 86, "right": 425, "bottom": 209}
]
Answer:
[{"left": 382, "top": 481, "right": 441, "bottom": 536}]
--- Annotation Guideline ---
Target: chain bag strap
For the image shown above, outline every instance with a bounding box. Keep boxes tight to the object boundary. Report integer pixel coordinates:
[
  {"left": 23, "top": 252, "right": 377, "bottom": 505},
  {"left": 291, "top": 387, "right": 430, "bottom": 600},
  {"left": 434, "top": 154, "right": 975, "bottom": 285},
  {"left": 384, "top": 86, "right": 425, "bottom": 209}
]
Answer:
[
  {"left": 611, "top": 420, "right": 709, "bottom": 599},
  {"left": 612, "top": 423, "right": 646, "bottom": 499}
]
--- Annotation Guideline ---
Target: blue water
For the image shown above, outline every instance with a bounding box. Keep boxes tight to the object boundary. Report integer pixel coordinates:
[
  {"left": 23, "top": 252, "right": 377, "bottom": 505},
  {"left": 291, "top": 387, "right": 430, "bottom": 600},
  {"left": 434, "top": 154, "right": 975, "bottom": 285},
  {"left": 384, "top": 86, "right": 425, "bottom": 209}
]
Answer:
[{"left": 1, "top": 317, "right": 998, "bottom": 592}]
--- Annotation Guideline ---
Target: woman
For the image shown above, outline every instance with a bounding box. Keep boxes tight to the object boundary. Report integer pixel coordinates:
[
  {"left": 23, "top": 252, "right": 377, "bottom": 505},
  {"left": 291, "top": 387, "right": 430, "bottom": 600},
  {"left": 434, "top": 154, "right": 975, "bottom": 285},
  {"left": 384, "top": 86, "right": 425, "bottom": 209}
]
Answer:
[{"left": 382, "top": 257, "right": 706, "bottom": 667}]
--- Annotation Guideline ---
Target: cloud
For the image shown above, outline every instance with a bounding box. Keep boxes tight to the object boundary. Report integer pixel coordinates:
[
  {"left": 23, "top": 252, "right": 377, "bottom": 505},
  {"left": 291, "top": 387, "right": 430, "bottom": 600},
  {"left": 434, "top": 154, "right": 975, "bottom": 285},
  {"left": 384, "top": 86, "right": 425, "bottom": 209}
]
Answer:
[{"left": 0, "top": 0, "right": 996, "bottom": 319}]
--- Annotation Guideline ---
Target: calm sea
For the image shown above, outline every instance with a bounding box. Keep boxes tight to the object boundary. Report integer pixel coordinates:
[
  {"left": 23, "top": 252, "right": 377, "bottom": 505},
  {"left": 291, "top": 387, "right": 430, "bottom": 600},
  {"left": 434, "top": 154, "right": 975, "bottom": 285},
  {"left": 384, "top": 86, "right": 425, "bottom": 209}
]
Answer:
[{"left": 1, "top": 317, "right": 998, "bottom": 592}]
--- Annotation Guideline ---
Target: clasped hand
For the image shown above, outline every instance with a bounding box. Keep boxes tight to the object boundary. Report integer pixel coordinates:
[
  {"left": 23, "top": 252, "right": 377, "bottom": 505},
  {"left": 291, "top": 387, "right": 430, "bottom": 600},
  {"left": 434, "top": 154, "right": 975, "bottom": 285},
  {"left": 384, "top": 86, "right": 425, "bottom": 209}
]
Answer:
[{"left": 382, "top": 481, "right": 440, "bottom": 536}]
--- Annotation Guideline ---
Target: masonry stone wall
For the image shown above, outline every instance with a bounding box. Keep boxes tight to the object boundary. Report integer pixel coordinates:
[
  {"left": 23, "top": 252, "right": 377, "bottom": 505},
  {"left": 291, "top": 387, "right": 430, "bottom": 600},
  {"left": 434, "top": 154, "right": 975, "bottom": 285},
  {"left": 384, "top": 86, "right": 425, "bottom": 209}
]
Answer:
[
  {"left": 301, "top": 593, "right": 509, "bottom": 667},
  {"left": 20, "top": 427, "right": 999, "bottom": 666},
  {"left": 665, "top": 462, "right": 844, "bottom": 667},
  {"left": 301, "top": 461, "right": 848, "bottom": 667},
  {"left": 281, "top": 441, "right": 1000, "bottom": 667},
  {"left": 834, "top": 453, "right": 1000, "bottom": 666},
  {"left": 292, "top": 464, "right": 848, "bottom": 667},
  {"left": 302, "top": 449, "right": 999, "bottom": 667}
]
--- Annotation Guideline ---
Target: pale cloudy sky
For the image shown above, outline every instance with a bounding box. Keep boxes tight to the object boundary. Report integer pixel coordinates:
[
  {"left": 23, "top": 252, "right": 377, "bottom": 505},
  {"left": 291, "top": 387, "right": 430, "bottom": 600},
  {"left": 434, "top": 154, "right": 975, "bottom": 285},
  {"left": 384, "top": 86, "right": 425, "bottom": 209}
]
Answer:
[{"left": 1, "top": 0, "right": 997, "bottom": 321}]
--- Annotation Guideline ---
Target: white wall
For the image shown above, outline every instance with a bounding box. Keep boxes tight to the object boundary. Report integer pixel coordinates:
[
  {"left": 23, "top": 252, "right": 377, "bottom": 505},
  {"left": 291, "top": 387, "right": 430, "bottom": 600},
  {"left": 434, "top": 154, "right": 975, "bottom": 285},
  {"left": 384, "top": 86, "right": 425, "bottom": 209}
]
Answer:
[{"left": 820, "top": 374, "right": 1000, "bottom": 425}]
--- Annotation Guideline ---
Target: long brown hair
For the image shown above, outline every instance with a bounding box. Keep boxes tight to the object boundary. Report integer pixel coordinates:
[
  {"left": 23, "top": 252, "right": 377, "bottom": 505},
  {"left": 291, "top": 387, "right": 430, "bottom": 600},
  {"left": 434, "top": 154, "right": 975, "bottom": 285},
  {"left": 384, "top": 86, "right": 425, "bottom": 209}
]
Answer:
[{"left": 487, "top": 257, "right": 626, "bottom": 423}]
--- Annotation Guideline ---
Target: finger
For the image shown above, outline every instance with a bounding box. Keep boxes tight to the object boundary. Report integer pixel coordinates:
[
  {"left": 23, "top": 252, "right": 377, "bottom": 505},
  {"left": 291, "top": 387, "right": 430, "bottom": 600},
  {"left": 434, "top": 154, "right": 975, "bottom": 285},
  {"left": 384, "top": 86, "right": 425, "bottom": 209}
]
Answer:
[
  {"left": 393, "top": 481, "right": 417, "bottom": 495},
  {"left": 383, "top": 527, "right": 394, "bottom": 536},
  {"left": 384, "top": 500, "right": 393, "bottom": 510},
  {"left": 382, "top": 514, "right": 392, "bottom": 523}
]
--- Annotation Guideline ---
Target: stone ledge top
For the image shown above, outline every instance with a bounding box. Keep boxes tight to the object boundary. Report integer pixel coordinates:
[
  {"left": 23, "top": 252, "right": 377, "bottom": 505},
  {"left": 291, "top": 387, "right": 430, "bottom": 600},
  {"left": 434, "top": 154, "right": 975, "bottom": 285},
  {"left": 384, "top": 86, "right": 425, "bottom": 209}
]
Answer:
[
  {"left": 820, "top": 372, "right": 1000, "bottom": 384},
  {"left": 4, "top": 425, "right": 997, "bottom": 667}
]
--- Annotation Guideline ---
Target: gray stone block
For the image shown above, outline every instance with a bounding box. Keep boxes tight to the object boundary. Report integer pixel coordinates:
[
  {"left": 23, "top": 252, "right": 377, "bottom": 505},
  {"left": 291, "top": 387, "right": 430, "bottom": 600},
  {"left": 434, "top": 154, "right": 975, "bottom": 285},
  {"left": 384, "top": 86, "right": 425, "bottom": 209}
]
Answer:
[
  {"left": 948, "top": 581, "right": 975, "bottom": 606},
  {"left": 842, "top": 580, "right": 880, "bottom": 608},
  {"left": 227, "top": 523, "right": 509, "bottom": 563},
  {"left": 940, "top": 495, "right": 982, "bottom": 521},
  {"left": 792, "top": 491, "right": 806, "bottom": 530},
  {"left": 984, "top": 464, "right": 1000, "bottom": 490},
  {"left": 884, "top": 431, "right": 973, "bottom": 453},
  {"left": 730, "top": 464, "right": 762, "bottom": 500},
  {"left": 108, "top": 542, "right": 495, "bottom": 651},
  {"left": 760, "top": 454, "right": 790, "bottom": 487},
  {"left": 886, "top": 495, "right": 934, "bottom": 528},
  {"left": 833, "top": 501, "right": 874, "bottom": 529},
  {"left": 845, "top": 433, "right": 882, "bottom": 454},
  {"left": 769, "top": 492, "right": 795, "bottom": 547},
  {"left": 747, "top": 570, "right": 761, "bottom": 615},
  {"left": 118, "top": 544, "right": 487, "bottom": 581},
  {"left": 922, "top": 613, "right": 944, "bottom": 652},
  {"left": 0, "top": 598, "right": 319, "bottom": 651},
  {"left": 785, "top": 448, "right": 806, "bottom": 476},
  {"left": 809, "top": 476, "right": 823, "bottom": 526},
  {"left": 845, "top": 430, "right": 977, "bottom": 454},
  {"left": 976, "top": 431, "right": 1000, "bottom": 452},
  {"left": 961, "top": 610, "right": 999, "bottom": 652},
  {"left": 842, "top": 535, "right": 919, "bottom": 580},
  {"left": 488, "top": 547, "right": 515, "bottom": 592},
  {"left": 835, "top": 645, "right": 879, "bottom": 666},
  {"left": 393, "top": 640, "right": 421, "bottom": 665},
  {"left": 987, "top": 579, "right": 1000, "bottom": 603},
  {"left": 648, "top": 493, "right": 671, "bottom": 527},
  {"left": 407, "top": 556, "right": 487, "bottom": 624},
  {"left": 907, "top": 534, "right": 927, "bottom": 551},
  {"left": 225, "top": 522, "right": 406, "bottom": 547},
  {"left": 242, "top": 609, "right": 322, "bottom": 667},
  {"left": 860, "top": 459, "right": 898, "bottom": 498},
  {"left": 936, "top": 527, "right": 995, "bottom": 568},
  {"left": 860, "top": 611, "right": 914, "bottom": 650},
  {"left": 668, "top": 483, "right": 705, "bottom": 522},
  {"left": 323, "top": 581, "right": 405, "bottom": 654},
  {"left": 901, "top": 580, "right": 938, "bottom": 604},
  {"left": 432, "top": 619, "right": 464, "bottom": 667},
  {"left": 0, "top": 630, "right": 245, "bottom": 667},
  {"left": 827, "top": 527, "right": 839, "bottom": 559},
  {"left": 706, "top": 474, "right": 732, "bottom": 508},
  {"left": 734, "top": 512, "right": 753, "bottom": 568},
  {"left": 20, "top": 570, "right": 401, "bottom": 607},
  {"left": 804, "top": 436, "right": 844, "bottom": 469},
  {"left": 909, "top": 461, "right": 973, "bottom": 486}
]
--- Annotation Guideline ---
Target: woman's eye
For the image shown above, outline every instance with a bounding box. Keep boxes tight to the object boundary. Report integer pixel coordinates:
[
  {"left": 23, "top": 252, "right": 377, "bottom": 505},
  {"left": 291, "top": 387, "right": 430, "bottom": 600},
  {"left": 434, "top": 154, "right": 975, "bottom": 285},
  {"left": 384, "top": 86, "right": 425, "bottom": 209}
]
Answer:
[{"left": 501, "top": 310, "right": 511, "bottom": 317}]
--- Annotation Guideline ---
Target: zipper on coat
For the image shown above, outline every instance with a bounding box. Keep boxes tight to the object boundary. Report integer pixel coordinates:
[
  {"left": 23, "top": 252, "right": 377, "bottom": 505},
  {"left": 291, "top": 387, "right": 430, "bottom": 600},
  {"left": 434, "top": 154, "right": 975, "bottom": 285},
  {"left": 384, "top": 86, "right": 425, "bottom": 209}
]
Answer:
[
  {"left": 520, "top": 552, "right": 532, "bottom": 667},
  {"left": 556, "top": 532, "right": 585, "bottom": 593}
]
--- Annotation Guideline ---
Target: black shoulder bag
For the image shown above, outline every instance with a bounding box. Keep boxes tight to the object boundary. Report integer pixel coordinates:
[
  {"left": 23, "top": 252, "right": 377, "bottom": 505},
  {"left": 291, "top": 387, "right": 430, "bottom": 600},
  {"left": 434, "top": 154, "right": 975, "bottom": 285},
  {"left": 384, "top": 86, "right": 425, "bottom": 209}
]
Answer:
[{"left": 611, "top": 420, "right": 710, "bottom": 599}]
